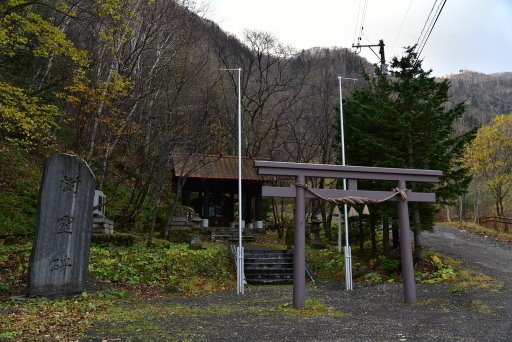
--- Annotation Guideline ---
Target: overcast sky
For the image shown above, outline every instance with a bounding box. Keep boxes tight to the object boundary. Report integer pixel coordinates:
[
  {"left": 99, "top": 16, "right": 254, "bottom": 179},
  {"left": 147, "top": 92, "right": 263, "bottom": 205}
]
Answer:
[{"left": 205, "top": 0, "right": 512, "bottom": 77}]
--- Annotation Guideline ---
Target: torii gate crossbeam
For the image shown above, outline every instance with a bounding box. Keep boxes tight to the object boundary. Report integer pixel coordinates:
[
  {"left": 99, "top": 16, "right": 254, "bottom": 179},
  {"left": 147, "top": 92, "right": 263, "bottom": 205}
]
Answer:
[{"left": 255, "top": 160, "right": 442, "bottom": 308}]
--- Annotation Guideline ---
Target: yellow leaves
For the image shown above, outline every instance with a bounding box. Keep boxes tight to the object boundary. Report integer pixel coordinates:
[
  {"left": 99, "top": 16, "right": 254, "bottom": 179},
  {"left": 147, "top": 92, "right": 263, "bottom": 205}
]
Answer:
[
  {"left": 0, "top": 10, "right": 89, "bottom": 69},
  {"left": 63, "top": 74, "right": 131, "bottom": 114},
  {"left": 0, "top": 82, "right": 59, "bottom": 149},
  {"left": 463, "top": 113, "right": 512, "bottom": 191}
]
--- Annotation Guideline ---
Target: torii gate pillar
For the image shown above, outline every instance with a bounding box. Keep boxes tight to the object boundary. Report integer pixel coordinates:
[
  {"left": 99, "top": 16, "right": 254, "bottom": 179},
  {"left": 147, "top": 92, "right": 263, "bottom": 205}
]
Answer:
[
  {"left": 293, "top": 174, "right": 306, "bottom": 308},
  {"left": 398, "top": 179, "right": 416, "bottom": 303}
]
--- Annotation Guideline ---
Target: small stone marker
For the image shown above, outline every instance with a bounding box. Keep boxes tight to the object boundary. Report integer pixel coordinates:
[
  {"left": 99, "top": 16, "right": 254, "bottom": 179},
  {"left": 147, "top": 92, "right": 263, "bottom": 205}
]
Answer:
[{"left": 27, "top": 153, "right": 95, "bottom": 297}]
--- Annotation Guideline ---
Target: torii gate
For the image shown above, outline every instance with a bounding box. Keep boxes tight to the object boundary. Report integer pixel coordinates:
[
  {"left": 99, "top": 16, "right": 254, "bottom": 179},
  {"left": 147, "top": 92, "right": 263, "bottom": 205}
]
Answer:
[{"left": 255, "top": 160, "right": 442, "bottom": 308}]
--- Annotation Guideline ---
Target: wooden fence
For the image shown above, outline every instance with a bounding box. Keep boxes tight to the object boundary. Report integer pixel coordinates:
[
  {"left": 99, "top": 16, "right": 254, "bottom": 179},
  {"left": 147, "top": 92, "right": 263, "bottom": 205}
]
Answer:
[{"left": 478, "top": 216, "right": 512, "bottom": 232}]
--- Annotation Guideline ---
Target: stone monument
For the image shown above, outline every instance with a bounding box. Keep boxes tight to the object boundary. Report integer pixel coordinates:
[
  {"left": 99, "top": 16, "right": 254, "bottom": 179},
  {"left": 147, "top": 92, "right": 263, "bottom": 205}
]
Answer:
[
  {"left": 92, "top": 190, "right": 114, "bottom": 235},
  {"left": 27, "top": 153, "right": 95, "bottom": 297}
]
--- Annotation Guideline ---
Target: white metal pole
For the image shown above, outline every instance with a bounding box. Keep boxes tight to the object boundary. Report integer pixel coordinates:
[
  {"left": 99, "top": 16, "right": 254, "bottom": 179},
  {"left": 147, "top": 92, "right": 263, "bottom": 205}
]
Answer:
[
  {"left": 220, "top": 67, "right": 244, "bottom": 294},
  {"left": 237, "top": 68, "right": 244, "bottom": 295},
  {"left": 338, "top": 76, "right": 356, "bottom": 291}
]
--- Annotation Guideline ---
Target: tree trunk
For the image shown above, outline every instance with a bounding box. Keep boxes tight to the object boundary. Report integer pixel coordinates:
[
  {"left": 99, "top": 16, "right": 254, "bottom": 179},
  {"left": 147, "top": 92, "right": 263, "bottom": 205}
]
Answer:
[
  {"left": 147, "top": 193, "right": 162, "bottom": 247},
  {"left": 392, "top": 221, "right": 399, "bottom": 249},
  {"left": 383, "top": 217, "right": 390, "bottom": 257},
  {"left": 413, "top": 205, "right": 423, "bottom": 263},
  {"left": 370, "top": 215, "right": 377, "bottom": 256},
  {"left": 359, "top": 215, "right": 364, "bottom": 252},
  {"left": 474, "top": 186, "right": 481, "bottom": 223},
  {"left": 459, "top": 195, "right": 465, "bottom": 221}
]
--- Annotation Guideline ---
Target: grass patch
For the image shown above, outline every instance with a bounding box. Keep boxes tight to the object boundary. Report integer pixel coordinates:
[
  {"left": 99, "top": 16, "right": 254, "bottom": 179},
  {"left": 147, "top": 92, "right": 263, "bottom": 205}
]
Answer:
[
  {"left": 0, "top": 293, "right": 113, "bottom": 340},
  {"left": 416, "top": 250, "right": 503, "bottom": 294},
  {"left": 0, "top": 243, "right": 31, "bottom": 296},
  {"left": 264, "top": 298, "right": 347, "bottom": 318},
  {"left": 470, "top": 299, "right": 492, "bottom": 314},
  {"left": 449, "top": 270, "right": 503, "bottom": 295}
]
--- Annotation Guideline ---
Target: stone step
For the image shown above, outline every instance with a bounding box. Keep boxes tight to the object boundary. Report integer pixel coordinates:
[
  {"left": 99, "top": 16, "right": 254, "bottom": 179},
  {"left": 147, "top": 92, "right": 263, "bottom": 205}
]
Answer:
[
  {"left": 246, "top": 273, "right": 293, "bottom": 280},
  {"left": 245, "top": 268, "right": 293, "bottom": 275},
  {"left": 244, "top": 252, "right": 291, "bottom": 258},
  {"left": 245, "top": 263, "right": 293, "bottom": 270},
  {"left": 247, "top": 279, "right": 293, "bottom": 285},
  {"left": 233, "top": 247, "right": 298, "bottom": 286},
  {"left": 245, "top": 248, "right": 289, "bottom": 253},
  {"left": 244, "top": 257, "right": 293, "bottom": 263}
]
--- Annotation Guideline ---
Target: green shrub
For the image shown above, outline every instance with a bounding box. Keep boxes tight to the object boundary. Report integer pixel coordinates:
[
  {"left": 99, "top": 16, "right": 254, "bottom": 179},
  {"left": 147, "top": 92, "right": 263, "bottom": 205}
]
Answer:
[
  {"left": 363, "top": 272, "right": 383, "bottom": 283},
  {"left": 88, "top": 243, "right": 233, "bottom": 293},
  {"left": 306, "top": 247, "right": 344, "bottom": 281},
  {"left": 0, "top": 280, "right": 10, "bottom": 295},
  {"left": 416, "top": 252, "right": 457, "bottom": 283},
  {"left": 378, "top": 257, "right": 400, "bottom": 273},
  {"left": 90, "top": 233, "right": 137, "bottom": 247},
  {"left": 0, "top": 147, "right": 40, "bottom": 236}
]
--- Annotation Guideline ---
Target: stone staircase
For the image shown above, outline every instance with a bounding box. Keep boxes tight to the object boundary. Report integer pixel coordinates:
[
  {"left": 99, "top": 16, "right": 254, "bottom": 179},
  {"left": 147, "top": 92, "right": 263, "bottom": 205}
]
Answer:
[{"left": 244, "top": 248, "right": 294, "bottom": 285}]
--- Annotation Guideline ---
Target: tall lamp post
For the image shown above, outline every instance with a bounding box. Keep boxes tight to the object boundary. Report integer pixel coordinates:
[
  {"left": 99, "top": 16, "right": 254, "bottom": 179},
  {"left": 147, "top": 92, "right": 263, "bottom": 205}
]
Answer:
[
  {"left": 338, "top": 76, "right": 357, "bottom": 291},
  {"left": 221, "top": 67, "right": 244, "bottom": 294}
]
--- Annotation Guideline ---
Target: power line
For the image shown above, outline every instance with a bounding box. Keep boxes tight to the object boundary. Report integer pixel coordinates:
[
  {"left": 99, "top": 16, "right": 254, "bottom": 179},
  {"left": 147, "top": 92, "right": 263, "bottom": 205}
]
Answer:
[
  {"left": 353, "top": 0, "right": 369, "bottom": 51},
  {"left": 359, "top": 0, "right": 369, "bottom": 43},
  {"left": 391, "top": 0, "right": 414, "bottom": 56},
  {"left": 417, "top": 0, "right": 443, "bottom": 53},
  {"left": 352, "top": 0, "right": 363, "bottom": 46},
  {"left": 417, "top": 0, "right": 447, "bottom": 58},
  {"left": 415, "top": 0, "right": 438, "bottom": 49}
]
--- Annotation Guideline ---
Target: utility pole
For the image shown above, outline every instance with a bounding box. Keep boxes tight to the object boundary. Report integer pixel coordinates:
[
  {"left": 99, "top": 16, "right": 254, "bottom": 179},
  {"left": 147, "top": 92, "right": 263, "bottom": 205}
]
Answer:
[{"left": 353, "top": 39, "right": 387, "bottom": 73}]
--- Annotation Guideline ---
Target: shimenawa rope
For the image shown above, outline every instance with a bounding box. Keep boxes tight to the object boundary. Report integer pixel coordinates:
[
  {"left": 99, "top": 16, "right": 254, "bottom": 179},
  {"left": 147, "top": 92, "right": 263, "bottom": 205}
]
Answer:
[{"left": 293, "top": 183, "right": 407, "bottom": 205}]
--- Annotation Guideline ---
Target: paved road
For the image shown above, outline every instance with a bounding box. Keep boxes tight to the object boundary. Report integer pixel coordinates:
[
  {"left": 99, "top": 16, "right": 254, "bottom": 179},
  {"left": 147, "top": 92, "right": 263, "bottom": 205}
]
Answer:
[{"left": 421, "top": 225, "right": 512, "bottom": 283}]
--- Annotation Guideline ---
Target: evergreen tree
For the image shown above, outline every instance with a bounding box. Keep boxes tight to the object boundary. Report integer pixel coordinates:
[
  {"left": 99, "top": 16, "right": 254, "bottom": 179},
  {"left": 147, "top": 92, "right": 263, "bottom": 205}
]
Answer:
[{"left": 338, "top": 47, "right": 474, "bottom": 256}]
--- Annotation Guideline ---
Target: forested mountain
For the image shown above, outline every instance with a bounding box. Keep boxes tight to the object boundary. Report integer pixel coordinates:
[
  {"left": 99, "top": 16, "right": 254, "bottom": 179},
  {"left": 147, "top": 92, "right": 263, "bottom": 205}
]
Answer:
[
  {"left": 0, "top": 0, "right": 372, "bottom": 232},
  {"left": 444, "top": 71, "right": 512, "bottom": 130},
  {"left": 2, "top": 0, "right": 510, "bottom": 233}
]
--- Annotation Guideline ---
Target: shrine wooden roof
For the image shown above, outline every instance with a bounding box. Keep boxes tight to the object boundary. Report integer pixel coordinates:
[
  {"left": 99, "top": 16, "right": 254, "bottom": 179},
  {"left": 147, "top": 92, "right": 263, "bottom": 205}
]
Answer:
[{"left": 173, "top": 154, "right": 263, "bottom": 182}]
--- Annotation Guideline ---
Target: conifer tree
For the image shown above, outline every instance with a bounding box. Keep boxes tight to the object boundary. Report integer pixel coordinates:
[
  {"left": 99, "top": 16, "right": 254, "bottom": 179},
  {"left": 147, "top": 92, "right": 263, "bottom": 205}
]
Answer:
[{"left": 338, "top": 47, "right": 474, "bottom": 256}]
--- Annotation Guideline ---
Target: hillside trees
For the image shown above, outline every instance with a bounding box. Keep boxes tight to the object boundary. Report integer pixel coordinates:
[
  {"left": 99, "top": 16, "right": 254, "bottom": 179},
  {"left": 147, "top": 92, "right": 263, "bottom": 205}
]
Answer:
[
  {"left": 0, "top": 0, "right": 90, "bottom": 233},
  {"left": 0, "top": 0, "right": 87, "bottom": 149},
  {"left": 283, "top": 48, "right": 364, "bottom": 238},
  {"left": 214, "top": 30, "right": 312, "bottom": 159},
  {"left": 0, "top": 0, "right": 378, "bottom": 235},
  {"left": 463, "top": 114, "right": 512, "bottom": 216},
  {"left": 447, "top": 71, "right": 512, "bottom": 132},
  {"left": 54, "top": 0, "right": 220, "bottom": 228},
  {"left": 342, "top": 47, "right": 473, "bottom": 256}
]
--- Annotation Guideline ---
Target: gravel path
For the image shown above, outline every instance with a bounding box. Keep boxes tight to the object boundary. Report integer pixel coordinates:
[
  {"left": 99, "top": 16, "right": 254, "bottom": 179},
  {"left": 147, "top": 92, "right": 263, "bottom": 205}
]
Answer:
[{"left": 86, "top": 225, "right": 512, "bottom": 341}]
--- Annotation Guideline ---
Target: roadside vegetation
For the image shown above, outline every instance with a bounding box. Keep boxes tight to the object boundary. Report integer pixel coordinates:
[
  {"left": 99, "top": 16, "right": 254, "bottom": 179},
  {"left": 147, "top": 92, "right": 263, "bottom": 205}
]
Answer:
[{"left": 440, "top": 221, "right": 512, "bottom": 244}]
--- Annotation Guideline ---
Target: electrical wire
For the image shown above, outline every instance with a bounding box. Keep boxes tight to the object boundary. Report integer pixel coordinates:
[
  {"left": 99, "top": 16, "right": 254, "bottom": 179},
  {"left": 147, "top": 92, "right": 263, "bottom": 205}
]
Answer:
[
  {"left": 358, "top": 0, "right": 369, "bottom": 44},
  {"left": 417, "top": 0, "right": 447, "bottom": 57},
  {"left": 415, "top": 0, "right": 438, "bottom": 50},
  {"left": 353, "top": 0, "right": 369, "bottom": 50},
  {"left": 417, "top": 0, "right": 443, "bottom": 53},
  {"left": 391, "top": 0, "right": 414, "bottom": 56},
  {"left": 352, "top": 0, "right": 363, "bottom": 46}
]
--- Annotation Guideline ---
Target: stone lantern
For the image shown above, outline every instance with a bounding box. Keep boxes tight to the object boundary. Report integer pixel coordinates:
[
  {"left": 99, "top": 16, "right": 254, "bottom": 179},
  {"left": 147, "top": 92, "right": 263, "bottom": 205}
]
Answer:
[
  {"left": 189, "top": 216, "right": 203, "bottom": 250},
  {"left": 310, "top": 217, "right": 326, "bottom": 249}
]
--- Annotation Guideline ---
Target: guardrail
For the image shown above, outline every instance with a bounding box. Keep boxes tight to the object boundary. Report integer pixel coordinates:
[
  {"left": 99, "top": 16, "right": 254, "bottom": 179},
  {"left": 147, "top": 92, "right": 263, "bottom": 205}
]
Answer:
[{"left": 478, "top": 216, "right": 512, "bottom": 232}]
